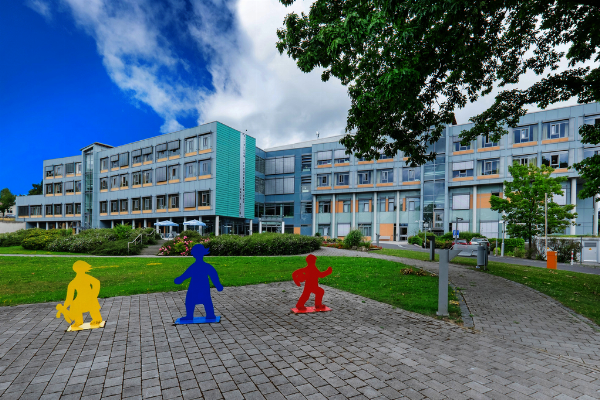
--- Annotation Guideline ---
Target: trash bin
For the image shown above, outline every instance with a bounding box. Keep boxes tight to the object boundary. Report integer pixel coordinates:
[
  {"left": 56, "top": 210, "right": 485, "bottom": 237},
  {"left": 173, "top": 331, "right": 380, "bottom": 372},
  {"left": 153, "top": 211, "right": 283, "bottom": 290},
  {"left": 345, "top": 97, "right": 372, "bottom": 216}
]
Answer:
[{"left": 546, "top": 250, "right": 557, "bottom": 270}]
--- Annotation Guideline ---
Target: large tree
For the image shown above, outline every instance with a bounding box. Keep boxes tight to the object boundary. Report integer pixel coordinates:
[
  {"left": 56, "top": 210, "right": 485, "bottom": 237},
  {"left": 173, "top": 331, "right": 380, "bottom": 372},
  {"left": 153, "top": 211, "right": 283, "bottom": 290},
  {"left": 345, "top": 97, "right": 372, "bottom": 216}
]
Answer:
[
  {"left": 0, "top": 188, "right": 16, "bottom": 218},
  {"left": 28, "top": 181, "right": 43, "bottom": 196},
  {"left": 490, "top": 164, "right": 576, "bottom": 247},
  {"left": 276, "top": 0, "right": 600, "bottom": 194}
]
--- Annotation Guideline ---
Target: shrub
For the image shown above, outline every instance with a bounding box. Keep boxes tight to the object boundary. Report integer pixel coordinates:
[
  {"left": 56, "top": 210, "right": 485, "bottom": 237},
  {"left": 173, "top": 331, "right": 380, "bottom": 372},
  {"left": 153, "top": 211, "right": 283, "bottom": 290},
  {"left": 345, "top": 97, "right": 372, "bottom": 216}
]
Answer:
[
  {"left": 489, "top": 238, "right": 525, "bottom": 253},
  {"left": 47, "top": 229, "right": 117, "bottom": 253},
  {"left": 91, "top": 239, "right": 142, "bottom": 256},
  {"left": 180, "top": 230, "right": 202, "bottom": 242},
  {"left": 408, "top": 235, "right": 423, "bottom": 246},
  {"left": 344, "top": 229, "right": 363, "bottom": 248},
  {"left": 159, "top": 236, "right": 205, "bottom": 256},
  {"left": 21, "top": 229, "right": 71, "bottom": 250},
  {"left": 513, "top": 247, "right": 526, "bottom": 258},
  {"left": 113, "top": 223, "right": 132, "bottom": 240}
]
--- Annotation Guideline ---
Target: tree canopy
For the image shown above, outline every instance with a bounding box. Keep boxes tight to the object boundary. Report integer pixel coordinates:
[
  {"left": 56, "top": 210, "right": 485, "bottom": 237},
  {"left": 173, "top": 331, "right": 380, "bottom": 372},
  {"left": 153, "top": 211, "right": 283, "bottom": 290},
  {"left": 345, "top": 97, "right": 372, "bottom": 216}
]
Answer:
[
  {"left": 28, "top": 181, "right": 43, "bottom": 196},
  {"left": 490, "top": 163, "right": 576, "bottom": 246},
  {"left": 0, "top": 188, "right": 16, "bottom": 218},
  {"left": 277, "top": 0, "right": 600, "bottom": 194}
]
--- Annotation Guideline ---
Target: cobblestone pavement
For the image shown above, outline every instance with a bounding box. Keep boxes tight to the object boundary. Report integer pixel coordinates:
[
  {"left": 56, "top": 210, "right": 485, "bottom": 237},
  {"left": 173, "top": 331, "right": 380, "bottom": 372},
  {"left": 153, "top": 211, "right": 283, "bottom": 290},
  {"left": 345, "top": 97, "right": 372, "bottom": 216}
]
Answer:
[
  {"left": 308, "top": 247, "right": 600, "bottom": 368},
  {"left": 2, "top": 283, "right": 600, "bottom": 400}
]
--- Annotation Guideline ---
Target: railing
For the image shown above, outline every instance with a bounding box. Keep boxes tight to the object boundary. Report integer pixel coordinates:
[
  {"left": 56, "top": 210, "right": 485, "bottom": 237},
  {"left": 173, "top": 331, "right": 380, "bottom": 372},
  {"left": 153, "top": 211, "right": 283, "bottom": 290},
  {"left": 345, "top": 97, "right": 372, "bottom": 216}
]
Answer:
[{"left": 127, "top": 232, "right": 155, "bottom": 254}]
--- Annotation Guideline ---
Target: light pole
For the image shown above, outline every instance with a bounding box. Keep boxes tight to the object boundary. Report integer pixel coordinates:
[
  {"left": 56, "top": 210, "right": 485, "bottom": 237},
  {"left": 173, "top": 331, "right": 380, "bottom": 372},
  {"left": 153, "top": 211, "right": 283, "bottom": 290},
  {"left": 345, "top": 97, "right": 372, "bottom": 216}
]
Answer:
[
  {"left": 498, "top": 220, "right": 505, "bottom": 257},
  {"left": 454, "top": 217, "right": 463, "bottom": 244}
]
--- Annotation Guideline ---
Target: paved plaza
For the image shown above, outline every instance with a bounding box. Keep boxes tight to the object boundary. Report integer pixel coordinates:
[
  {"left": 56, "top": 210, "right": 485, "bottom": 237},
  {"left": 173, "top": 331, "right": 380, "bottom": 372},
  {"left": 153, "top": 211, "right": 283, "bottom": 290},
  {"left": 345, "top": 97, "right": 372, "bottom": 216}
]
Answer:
[{"left": 1, "top": 250, "right": 600, "bottom": 399}]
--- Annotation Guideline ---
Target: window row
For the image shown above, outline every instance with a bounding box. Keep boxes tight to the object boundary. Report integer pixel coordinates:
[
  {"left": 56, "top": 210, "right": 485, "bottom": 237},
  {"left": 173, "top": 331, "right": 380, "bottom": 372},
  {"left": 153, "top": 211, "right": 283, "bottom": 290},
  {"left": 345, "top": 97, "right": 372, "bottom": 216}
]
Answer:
[
  {"left": 316, "top": 168, "right": 421, "bottom": 187},
  {"left": 99, "top": 160, "right": 212, "bottom": 189},
  {"left": 19, "top": 203, "right": 82, "bottom": 217},
  {"left": 255, "top": 203, "right": 295, "bottom": 218},
  {"left": 315, "top": 196, "right": 397, "bottom": 213},
  {"left": 318, "top": 223, "right": 372, "bottom": 237},
  {"left": 45, "top": 162, "right": 82, "bottom": 178},
  {"left": 99, "top": 191, "right": 211, "bottom": 213},
  {"left": 265, "top": 156, "right": 295, "bottom": 175},
  {"left": 45, "top": 181, "right": 82, "bottom": 195}
]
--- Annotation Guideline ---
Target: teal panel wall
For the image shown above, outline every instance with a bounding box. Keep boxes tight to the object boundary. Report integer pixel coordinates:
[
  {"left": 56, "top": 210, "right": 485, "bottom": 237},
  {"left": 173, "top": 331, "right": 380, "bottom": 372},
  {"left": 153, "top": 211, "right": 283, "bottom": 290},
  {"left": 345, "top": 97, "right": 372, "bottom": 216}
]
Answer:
[
  {"left": 215, "top": 123, "right": 241, "bottom": 218},
  {"left": 245, "top": 136, "right": 256, "bottom": 219}
]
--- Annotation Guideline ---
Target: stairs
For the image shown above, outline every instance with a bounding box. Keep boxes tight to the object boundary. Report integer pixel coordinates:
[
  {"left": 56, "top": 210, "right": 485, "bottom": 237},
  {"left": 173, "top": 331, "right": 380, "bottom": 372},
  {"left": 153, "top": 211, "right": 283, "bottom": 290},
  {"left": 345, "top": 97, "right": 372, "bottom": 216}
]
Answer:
[{"left": 140, "top": 239, "right": 167, "bottom": 256}]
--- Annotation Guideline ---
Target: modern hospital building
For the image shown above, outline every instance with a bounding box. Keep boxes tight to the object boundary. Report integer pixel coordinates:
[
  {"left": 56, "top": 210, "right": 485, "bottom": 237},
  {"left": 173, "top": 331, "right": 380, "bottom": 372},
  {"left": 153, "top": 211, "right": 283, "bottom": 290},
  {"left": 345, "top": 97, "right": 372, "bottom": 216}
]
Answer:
[{"left": 15, "top": 103, "right": 600, "bottom": 240}]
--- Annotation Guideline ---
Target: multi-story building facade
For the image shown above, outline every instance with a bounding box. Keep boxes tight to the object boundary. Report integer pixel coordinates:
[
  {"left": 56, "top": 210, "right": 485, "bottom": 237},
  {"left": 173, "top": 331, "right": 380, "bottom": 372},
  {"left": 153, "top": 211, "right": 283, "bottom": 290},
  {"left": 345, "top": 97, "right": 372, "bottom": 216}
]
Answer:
[{"left": 16, "top": 103, "right": 600, "bottom": 240}]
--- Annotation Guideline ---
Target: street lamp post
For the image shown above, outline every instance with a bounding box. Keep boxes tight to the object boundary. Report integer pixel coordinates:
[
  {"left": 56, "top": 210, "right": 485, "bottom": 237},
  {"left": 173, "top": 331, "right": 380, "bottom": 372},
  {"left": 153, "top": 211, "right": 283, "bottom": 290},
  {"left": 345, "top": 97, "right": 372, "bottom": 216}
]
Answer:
[
  {"left": 499, "top": 220, "right": 505, "bottom": 257},
  {"left": 455, "top": 217, "right": 463, "bottom": 244}
]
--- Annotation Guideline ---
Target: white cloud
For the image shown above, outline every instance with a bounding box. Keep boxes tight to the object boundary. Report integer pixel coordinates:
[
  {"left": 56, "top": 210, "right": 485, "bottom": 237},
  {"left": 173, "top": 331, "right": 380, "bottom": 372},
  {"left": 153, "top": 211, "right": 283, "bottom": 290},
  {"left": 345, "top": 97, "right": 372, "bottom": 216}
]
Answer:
[{"left": 26, "top": 0, "right": 53, "bottom": 21}]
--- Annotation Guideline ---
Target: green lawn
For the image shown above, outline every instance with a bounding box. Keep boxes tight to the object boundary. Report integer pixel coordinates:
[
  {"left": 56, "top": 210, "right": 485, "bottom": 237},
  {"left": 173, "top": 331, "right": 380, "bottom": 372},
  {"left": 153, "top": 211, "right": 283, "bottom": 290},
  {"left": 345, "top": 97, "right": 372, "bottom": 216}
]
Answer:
[
  {"left": 0, "top": 256, "right": 460, "bottom": 321},
  {"left": 0, "top": 246, "right": 81, "bottom": 256},
  {"left": 376, "top": 248, "right": 600, "bottom": 326}
]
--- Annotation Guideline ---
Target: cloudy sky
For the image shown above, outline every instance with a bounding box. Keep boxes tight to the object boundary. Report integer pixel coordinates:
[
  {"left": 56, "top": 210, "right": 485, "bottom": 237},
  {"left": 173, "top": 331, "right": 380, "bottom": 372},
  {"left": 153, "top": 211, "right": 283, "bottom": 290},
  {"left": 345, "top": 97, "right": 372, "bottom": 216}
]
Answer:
[{"left": 0, "top": 0, "right": 589, "bottom": 195}]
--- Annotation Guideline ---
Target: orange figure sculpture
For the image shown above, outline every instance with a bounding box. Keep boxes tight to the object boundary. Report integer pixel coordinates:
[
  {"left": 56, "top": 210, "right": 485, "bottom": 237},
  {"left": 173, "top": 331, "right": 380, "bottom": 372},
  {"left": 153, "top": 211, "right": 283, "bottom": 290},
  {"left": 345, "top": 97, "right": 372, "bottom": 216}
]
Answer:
[
  {"left": 291, "top": 254, "right": 332, "bottom": 313},
  {"left": 55, "top": 260, "right": 105, "bottom": 331}
]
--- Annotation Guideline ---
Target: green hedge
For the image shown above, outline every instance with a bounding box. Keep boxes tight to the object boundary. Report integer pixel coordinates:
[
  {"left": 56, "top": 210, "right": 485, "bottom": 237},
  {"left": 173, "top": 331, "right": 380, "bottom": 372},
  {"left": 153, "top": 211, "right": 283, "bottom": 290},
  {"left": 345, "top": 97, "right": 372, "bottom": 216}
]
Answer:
[
  {"left": 90, "top": 239, "right": 143, "bottom": 256},
  {"left": 20, "top": 229, "right": 72, "bottom": 250},
  {"left": 489, "top": 238, "right": 525, "bottom": 253},
  {"left": 0, "top": 228, "right": 70, "bottom": 247},
  {"left": 159, "top": 233, "right": 321, "bottom": 256}
]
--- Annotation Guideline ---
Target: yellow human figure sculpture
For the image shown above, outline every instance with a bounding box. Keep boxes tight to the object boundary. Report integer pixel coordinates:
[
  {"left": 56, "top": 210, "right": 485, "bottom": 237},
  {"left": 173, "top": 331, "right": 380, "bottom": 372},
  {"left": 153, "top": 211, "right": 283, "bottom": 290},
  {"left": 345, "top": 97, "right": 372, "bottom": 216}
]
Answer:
[{"left": 55, "top": 261, "right": 104, "bottom": 331}]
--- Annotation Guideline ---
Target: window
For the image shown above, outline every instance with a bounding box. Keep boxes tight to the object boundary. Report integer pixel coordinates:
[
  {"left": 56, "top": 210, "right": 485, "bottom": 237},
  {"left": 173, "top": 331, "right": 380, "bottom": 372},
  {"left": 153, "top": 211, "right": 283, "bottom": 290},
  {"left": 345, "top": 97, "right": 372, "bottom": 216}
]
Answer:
[
  {"left": 543, "top": 120, "right": 568, "bottom": 139},
  {"left": 54, "top": 204, "right": 62, "bottom": 215},
  {"left": 265, "top": 156, "right": 295, "bottom": 174},
  {"left": 120, "top": 152, "right": 129, "bottom": 167},
  {"left": 318, "top": 224, "right": 330, "bottom": 236},
  {"left": 301, "top": 154, "right": 312, "bottom": 172},
  {"left": 132, "top": 150, "right": 142, "bottom": 164},
  {"left": 553, "top": 189, "right": 567, "bottom": 205},
  {"left": 99, "top": 178, "right": 107, "bottom": 190},
  {"left": 452, "top": 161, "right": 474, "bottom": 178},
  {"left": 75, "top": 181, "right": 81, "bottom": 193},
  {"left": 169, "top": 194, "right": 179, "bottom": 209},
  {"left": 452, "top": 194, "right": 470, "bottom": 210},
  {"left": 169, "top": 165, "right": 180, "bottom": 180},
  {"left": 513, "top": 155, "right": 537, "bottom": 166},
  {"left": 18, "top": 206, "right": 29, "bottom": 217},
  {"left": 513, "top": 126, "right": 536, "bottom": 144},
  {"left": 132, "top": 171, "right": 141, "bottom": 186},
  {"left": 358, "top": 224, "right": 372, "bottom": 237},
  {"left": 583, "top": 148, "right": 600, "bottom": 159},
  {"left": 318, "top": 201, "right": 331, "bottom": 213},
  {"left": 199, "top": 133, "right": 211, "bottom": 151},
  {"left": 378, "top": 197, "right": 386, "bottom": 212},
  {"left": 255, "top": 155, "right": 265, "bottom": 173},
  {"left": 343, "top": 200, "right": 350, "bottom": 213},
  {"left": 184, "top": 192, "right": 196, "bottom": 208},
  {"left": 451, "top": 222, "right": 470, "bottom": 232},
  {"left": 75, "top": 203, "right": 81, "bottom": 214},
  {"left": 30, "top": 205, "right": 42, "bottom": 216},
  {"left": 142, "top": 146, "right": 153, "bottom": 162},
  {"left": 301, "top": 176, "right": 311, "bottom": 192},
  {"left": 156, "top": 196, "right": 166, "bottom": 210},
  {"left": 402, "top": 167, "right": 420, "bottom": 182},
  {"left": 132, "top": 198, "right": 141, "bottom": 211},
  {"left": 45, "top": 184, "right": 53, "bottom": 194},
  {"left": 378, "top": 169, "right": 393, "bottom": 183},
  {"left": 168, "top": 140, "right": 180, "bottom": 157},
  {"left": 338, "top": 223, "right": 350, "bottom": 236},
  {"left": 542, "top": 152, "right": 568, "bottom": 168},
  {"left": 184, "top": 162, "right": 195, "bottom": 179},
  {"left": 481, "top": 134, "right": 498, "bottom": 148},
  {"left": 316, "top": 151, "right": 332, "bottom": 166},
  {"left": 453, "top": 136, "right": 471, "bottom": 151},
  {"left": 317, "top": 174, "right": 330, "bottom": 187},
  {"left": 143, "top": 170, "right": 152, "bottom": 184},
  {"left": 334, "top": 149, "right": 349, "bottom": 164},
  {"left": 358, "top": 199, "right": 370, "bottom": 212},
  {"left": 185, "top": 137, "right": 195, "bottom": 153},
  {"left": 45, "top": 166, "right": 53, "bottom": 178},
  {"left": 255, "top": 177, "right": 265, "bottom": 194},
  {"left": 388, "top": 197, "right": 396, "bottom": 211},
  {"left": 65, "top": 204, "right": 73, "bottom": 215},
  {"left": 199, "top": 191, "right": 211, "bottom": 207},
  {"left": 54, "top": 165, "right": 62, "bottom": 176},
  {"left": 120, "top": 174, "right": 129, "bottom": 188},
  {"left": 100, "top": 201, "right": 107, "bottom": 214},
  {"left": 156, "top": 143, "right": 167, "bottom": 159},
  {"left": 301, "top": 202, "right": 313, "bottom": 214},
  {"left": 199, "top": 159, "right": 211, "bottom": 175},
  {"left": 65, "top": 181, "right": 74, "bottom": 194},
  {"left": 66, "top": 163, "right": 74, "bottom": 175},
  {"left": 480, "top": 222, "right": 498, "bottom": 239},
  {"left": 143, "top": 197, "right": 152, "bottom": 211},
  {"left": 110, "top": 176, "right": 118, "bottom": 189},
  {"left": 265, "top": 177, "right": 295, "bottom": 194},
  {"left": 110, "top": 200, "right": 118, "bottom": 213},
  {"left": 120, "top": 199, "right": 128, "bottom": 212},
  {"left": 100, "top": 158, "right": 108, "bottom": 170},
  {"left": 407, "top": 198, "right": 420, "bottom": 211},
  {"left": 481, "top": 159, "right": 499, "bottom": 176},
  {"left": 156, "top": 167, "right": 167, "bottom": 183},
  {"left": 45, "top": 205, "right": 52, "bottom": 215},
  {"left": 378, "top": 151, "right": 391, "bottom": 160},
  {"left": 357, "top": 171, "right": 372, "bottom": 185},
  {"left": 335, "top": 173, "right": 349, "bottom": 186},
  {"left": 54, "top": 182, "right": 62, "bottom": 194},
  {"left": 110, "top": 155, "right": 119, "bottom": 169},
  {"left": 75, "top": 162, "right": 82, "bottom": 174}
]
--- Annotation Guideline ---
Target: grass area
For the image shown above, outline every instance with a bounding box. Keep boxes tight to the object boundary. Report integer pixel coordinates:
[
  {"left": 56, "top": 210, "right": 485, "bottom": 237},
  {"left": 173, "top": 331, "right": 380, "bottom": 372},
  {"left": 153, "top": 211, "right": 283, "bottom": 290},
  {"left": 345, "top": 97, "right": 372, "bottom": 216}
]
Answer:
[
  {"left": 375, "top": 248, "right": 600, "bottom": 327},
  {"left": 0, "top": 256, "right": 460, "bottom": 321},
  {"left": 0, "top": 246, "right": 81, "bottom": 256}
]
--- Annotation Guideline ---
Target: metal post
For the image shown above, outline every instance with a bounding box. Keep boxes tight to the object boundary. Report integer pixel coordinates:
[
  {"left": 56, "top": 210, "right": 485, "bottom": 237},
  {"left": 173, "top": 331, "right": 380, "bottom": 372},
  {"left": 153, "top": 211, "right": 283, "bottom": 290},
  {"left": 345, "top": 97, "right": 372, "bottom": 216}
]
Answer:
[
  {"left": 376, "top": 233, "right": 380, "bottom": 247},
  {"left": 430, "top": 236, "right": 435, "bottom": 261},
  {"left": 501, "top": 222, "right": 505, "bottom": 257},
  {"left": 545, "top": 193, "right": 548, "bottom": 258},
  {"left": 437, "top": 250, "right": 449, "bottom": 316}
]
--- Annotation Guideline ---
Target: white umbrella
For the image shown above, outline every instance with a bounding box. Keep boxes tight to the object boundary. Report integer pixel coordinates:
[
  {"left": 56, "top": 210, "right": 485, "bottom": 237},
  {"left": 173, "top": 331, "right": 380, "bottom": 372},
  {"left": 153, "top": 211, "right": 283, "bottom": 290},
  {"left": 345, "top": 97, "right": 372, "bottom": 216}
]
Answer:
[{"left": 183, "top": 220, "right": 206, "bottom": 227}]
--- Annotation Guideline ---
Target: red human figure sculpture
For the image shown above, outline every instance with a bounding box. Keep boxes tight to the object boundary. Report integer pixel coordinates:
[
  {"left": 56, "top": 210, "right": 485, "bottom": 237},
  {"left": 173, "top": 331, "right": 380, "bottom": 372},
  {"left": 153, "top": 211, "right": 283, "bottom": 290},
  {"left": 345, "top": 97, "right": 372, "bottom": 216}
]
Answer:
[{"left": 291, "top": 254, "right": 333, "bottom": 313}]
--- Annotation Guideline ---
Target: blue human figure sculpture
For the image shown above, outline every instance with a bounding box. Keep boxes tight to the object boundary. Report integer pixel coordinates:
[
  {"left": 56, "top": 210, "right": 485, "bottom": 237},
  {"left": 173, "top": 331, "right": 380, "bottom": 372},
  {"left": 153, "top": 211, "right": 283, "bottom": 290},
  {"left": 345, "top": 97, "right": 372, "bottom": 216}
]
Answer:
[{"left": 174, "top": 244, "right": 223, "bottom": 323}]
